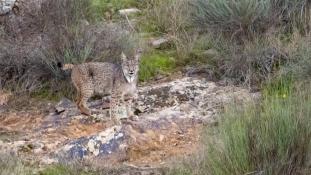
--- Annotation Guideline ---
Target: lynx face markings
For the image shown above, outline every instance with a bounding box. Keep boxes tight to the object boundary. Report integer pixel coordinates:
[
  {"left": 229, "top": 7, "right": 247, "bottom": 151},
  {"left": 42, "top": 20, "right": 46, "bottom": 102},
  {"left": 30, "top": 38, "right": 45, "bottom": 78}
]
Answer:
[
  {"left": 121, "top": 50, "right": 141, "bottom": 83},
  {"left": 70, "top": 49, "right": 142, "bottom": 125}
]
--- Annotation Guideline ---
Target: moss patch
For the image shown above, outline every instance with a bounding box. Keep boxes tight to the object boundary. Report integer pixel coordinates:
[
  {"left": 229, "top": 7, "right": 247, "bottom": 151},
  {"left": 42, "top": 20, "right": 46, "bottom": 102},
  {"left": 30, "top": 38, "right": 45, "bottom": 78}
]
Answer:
[{"left": 139, "top": 51, "right": 176, "bottom": 82}]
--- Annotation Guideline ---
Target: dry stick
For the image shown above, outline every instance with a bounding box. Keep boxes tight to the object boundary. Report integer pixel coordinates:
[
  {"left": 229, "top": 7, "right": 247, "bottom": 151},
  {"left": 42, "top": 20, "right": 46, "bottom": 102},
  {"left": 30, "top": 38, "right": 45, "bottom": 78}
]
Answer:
[{"left": 124, "top": 13, "right": 136, "bottom": 33}]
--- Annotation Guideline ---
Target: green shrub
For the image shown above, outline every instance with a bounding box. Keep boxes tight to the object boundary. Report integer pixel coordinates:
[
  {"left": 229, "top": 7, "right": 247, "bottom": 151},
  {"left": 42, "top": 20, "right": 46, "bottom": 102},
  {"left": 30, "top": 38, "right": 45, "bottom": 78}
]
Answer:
[
  {"left": 141, "top": 0, "right": 195, "bottom": 61},
  {"left": 191, "top": 0, "right": 272, "bottom": 39},
  {"left": 280, "top": 35, "right": 311, "bottom": 81},
  {"left": 142, "top": 0, "right": 190, "bottom": 34},
  {"left": 170, "top": 81, "right": 311, "bottom": 175},
  {"left": 207, "top": 83, "right": 311, "bottom": 175},
  {"left": 203, "top": 35, "right": 286, "bottom": 87},
  {"left": 271, "top": 0, "right": 311, "bottom": 35},
  {"left": 191, "top": 0, "right": 310, "bottom": 39}
]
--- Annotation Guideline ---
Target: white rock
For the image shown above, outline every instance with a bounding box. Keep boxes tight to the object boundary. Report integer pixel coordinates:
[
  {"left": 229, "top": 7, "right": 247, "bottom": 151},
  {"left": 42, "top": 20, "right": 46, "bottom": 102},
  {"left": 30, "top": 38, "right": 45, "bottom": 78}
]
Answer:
[
  {"left": 0, "top": 0, "right": 16, "bottom": 15},
  {"left": 87, "top": 139, "right": 99, "bottom": 156},
  {"left": 119, "top": 8, "right": 141, "bottom": 16},
  {"left": 151, "top": 38, "right": 170, "bottom": 48}
]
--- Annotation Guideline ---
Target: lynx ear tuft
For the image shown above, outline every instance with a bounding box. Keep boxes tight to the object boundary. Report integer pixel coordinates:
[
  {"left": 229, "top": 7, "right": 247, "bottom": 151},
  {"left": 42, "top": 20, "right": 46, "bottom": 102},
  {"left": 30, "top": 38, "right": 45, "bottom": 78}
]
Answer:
[
  {"left": 121, "top": 52, "right": 127, "bottom": 61},
  {"left": 135, "top": 48, "right": 143, "bottom": 61},
  {"left": 136, "top": 48, "right": 143, "bottom": 54}
]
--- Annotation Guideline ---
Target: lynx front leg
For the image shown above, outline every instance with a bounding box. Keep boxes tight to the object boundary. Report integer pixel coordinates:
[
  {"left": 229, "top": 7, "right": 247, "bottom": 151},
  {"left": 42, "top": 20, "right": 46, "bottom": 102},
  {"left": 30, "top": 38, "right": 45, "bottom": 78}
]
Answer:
[
  {"left": 110, "top": 92, "right": 122, "bottom": 125},
  {"left": 125, "top": 97, "right": 134, "bottom": 117},
  {"left": 78, "top": 87, "right": 93, "bottom": 116}
]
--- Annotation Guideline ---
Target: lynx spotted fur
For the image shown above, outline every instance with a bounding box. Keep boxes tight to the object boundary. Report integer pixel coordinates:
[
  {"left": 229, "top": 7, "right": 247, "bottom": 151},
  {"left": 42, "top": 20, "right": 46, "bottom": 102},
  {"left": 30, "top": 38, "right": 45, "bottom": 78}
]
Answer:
[{"left": 70, "top": 50, "right": 141, "bottom": 124}]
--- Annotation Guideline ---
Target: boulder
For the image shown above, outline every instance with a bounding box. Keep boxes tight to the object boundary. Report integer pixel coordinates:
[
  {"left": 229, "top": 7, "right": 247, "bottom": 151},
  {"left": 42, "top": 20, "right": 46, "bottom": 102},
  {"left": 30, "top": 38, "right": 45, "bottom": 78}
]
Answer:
[
  {"left": 150, "top": 37, "right": 171, "bottom": 49},
  {"left": 0, "top": 0, "right": 16, "bottom": 15},
  {"left": 0, "top": 77, "right": 259, "bottom": 166}
]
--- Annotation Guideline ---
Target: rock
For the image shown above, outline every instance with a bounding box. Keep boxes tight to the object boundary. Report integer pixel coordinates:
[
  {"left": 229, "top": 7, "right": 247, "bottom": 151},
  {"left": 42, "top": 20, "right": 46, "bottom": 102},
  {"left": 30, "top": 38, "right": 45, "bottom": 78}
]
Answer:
[
  {"left": 58, "top": 126, "right": 124, "bottom": 159},
  {"left": 0, "top": 0, "right": 16, "bottom": 15},
  {"left": 202, "top": 49, "right": 218, "bottom": 58},
  {"left": 0, "top": 77, "right": 259, "bottom": 166},
  {"left": 55, "top": 98, "right": 75, "bottom": 114},
  {"left": 150, "top": 37, "right": 171, "bottom": 49},
  {"left": 119, "top": 8, "right": 141, "bottom": 16}
]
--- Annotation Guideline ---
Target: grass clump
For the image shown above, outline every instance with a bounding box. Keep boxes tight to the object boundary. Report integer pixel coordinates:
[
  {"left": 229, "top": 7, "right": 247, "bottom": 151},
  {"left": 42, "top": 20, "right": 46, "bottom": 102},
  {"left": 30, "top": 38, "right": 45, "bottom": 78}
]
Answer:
[
  {"left": 280, "top": 35, "right": 311, "bottom": 81},
  {"left": 169, "top": 80, "right": 311, "bottom": 175},
  {"left": 91, "top": 0, "right": 142, "bottom": 20},
  {"left": 191, "top": 0, "right": 310, "bottom": 39},
  {"left": 140, "top": 0, "right": 195, "bottom": 61},
  {"left": 39, "top": 164, "right": 93, "bottom": 175},
  {"left": 207, "top": 85, "right": 311, "bottom": 175},
  {"left": 139, "top": 51, "right": 176, "bottom": 82},
  {"left": 0, "top": 154, "right": 31, "bottom": 175}
]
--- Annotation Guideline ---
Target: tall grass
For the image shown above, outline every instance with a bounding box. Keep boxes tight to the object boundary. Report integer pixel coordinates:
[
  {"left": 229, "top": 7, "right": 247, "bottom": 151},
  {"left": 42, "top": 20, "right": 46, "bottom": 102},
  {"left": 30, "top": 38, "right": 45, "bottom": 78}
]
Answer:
[
  {"left": 0, "top": 154, "right": 31, "bottom": 175},
  {"left": 169, "top": 81, "right": 311, "bottom": 175},
  {"left": 91, "top": 0, "right": 143, "bottom": 20},
  {"left": 207, "top": 84, "right": 311, "bottom": 175},
  {"left": 272, "top": 0, "right": 311, "bottom": 34},
  {"left": 141, "top": 0, "right": 195, "bottom": 61},
  {"left": 280, "top": 34, "right": 311, "bottom": 81},
  {"left": 191, "top": 0, "right": 310, "bottom": 39}
]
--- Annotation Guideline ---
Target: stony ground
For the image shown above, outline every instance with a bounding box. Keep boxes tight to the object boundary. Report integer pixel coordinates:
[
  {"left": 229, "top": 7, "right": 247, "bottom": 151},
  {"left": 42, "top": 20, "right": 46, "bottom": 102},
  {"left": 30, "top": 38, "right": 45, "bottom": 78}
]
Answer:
[{"left": 0, "top": 77, "right": 259, "bottom": 169}]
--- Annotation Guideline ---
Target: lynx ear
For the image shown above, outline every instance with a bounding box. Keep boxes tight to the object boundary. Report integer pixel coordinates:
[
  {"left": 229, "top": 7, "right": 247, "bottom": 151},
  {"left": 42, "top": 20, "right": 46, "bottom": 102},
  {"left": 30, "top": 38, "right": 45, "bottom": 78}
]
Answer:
[
  {"left": 136, "top": 48, "right": 143, "bottom": 54},
  {"left": 121, "top": 52, "right": 127, "bottom": 61},
  {"left": 135, "top": 48, "right": 143, "bottom": 61}
]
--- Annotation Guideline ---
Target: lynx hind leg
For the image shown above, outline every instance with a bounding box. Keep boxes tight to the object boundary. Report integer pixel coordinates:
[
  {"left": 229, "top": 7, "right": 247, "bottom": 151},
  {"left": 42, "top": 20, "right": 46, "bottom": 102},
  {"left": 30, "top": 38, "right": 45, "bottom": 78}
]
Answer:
[
  {"left": 75, "top": 90, "right": 82, "bottom": 107},
  {"left": 78, "top": 86, "right": 93, "bottom": 116}
]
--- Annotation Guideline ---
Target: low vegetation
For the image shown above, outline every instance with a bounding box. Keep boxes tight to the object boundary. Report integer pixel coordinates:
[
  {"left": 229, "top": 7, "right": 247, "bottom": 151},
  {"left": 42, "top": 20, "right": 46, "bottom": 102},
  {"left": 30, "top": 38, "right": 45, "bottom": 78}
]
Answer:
[
  {"left": 0, "top": 155, "right": 31, "bottom": 175},
  {"left": 168, "top": 79, "right": 311, "bottom": 175},
  {"left": 139, "top": 51, "right": 176, "bottom": 82}
]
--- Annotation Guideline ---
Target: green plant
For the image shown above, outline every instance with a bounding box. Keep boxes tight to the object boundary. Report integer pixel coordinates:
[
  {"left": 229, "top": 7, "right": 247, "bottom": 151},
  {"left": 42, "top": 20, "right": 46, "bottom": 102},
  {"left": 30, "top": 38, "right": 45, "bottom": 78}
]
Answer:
[
  {"left": 141, "top": 0, "right": 195, "bottom": 60},
  {"left": 271, "top": 0, "right": 311, "bottom": 35},
  {"left": 191, "top": 0, "right": 310, "bottom": 39},
  {"left": 280, "top": 35, "right": 311, "bottom": 81},
  {"left": 91, "top": 0, "right": 135, "bottom": 20},
  {"left": 209, "top": 84, "right": 311, "bottom": 175},
  {"left": 206, "top": 35, "right": 286, "bottom": 87},
  {"left": 139, "top": 51, "right": 176, "bottom": 82},
  {"left": 191, "top": 0, "right": 272, "bottom": 39},
  {"left": 170, "top": 80, "right": 311, "bottom": 175},
  {"left": 30, "top": 79, "right": 76, "bottom": 101}
]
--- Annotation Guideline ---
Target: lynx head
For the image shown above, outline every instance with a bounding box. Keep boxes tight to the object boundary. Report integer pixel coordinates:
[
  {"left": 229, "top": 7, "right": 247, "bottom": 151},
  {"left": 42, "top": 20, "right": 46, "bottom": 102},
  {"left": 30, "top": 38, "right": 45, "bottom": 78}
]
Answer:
[{"left": 121, "top": 48, "right": 142, "bottom": 83}]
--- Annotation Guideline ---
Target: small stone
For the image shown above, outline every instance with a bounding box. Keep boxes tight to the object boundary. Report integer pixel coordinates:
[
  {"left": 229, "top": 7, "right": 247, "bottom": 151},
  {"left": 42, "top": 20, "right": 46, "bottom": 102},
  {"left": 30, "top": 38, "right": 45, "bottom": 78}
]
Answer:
[
  {"left": 87, "top": 139, "right": 99, "bottom": 156},
  {"left": 55, "top": 98, "right": 75, "bottom": 114},
  {"left": 0, "top": 0, "right": 16, "bottom": 15},
  {"left": 151, "top": 37, "right": 170, "bottom": 49}
]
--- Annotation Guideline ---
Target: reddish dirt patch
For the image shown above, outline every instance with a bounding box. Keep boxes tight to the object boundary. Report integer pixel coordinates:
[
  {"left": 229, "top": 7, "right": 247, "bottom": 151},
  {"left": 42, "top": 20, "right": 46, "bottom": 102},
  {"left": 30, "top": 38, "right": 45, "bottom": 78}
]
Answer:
[{"left": 126, "top": 125, "right": 202, "bottom": 166}]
